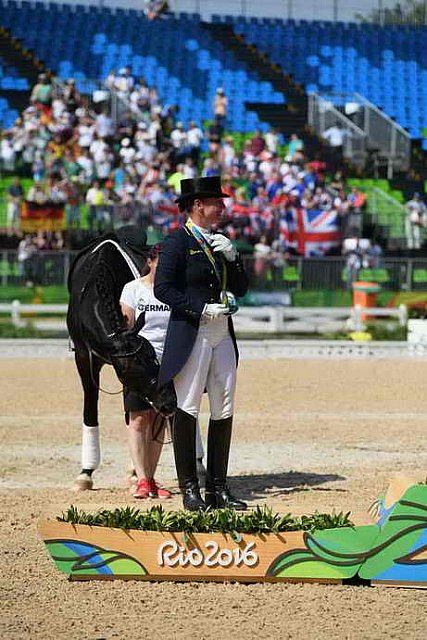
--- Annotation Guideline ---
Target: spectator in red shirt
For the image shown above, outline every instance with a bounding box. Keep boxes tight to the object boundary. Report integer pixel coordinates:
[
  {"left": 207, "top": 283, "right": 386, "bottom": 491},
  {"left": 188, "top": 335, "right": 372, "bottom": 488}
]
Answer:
[{"left": 250, "top": 129, "right": 266, "bottom": 157}]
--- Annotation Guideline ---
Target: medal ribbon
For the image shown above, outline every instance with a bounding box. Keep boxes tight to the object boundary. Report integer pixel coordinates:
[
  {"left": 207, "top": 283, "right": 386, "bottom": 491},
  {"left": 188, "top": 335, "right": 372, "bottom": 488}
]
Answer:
[{"left": 185, "top": 218, "right": 227, "bottom": 291}]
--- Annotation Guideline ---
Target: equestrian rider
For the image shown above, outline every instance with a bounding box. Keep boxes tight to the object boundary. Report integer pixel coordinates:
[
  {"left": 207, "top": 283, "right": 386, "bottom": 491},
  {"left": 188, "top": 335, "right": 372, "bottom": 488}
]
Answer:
[{"left": 154, "top": 176, "right": 248, "bottom": 511}]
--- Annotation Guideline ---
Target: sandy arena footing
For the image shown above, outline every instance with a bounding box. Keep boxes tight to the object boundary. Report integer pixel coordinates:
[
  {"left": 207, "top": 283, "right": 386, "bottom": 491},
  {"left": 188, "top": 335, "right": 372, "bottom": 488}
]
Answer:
[{"left": 1, "top": 357, "right": 426, "bottom": 639}]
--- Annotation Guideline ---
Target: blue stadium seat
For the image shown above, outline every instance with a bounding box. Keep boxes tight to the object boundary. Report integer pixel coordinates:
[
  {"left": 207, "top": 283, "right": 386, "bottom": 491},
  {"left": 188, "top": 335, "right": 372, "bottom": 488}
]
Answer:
[
  {"left": 4, "top": 5, "right": 425, "bottom": 137},
  {"left": 235, "top": 17, "right": 427, "bottom": 138},
  {"left": 0, "top": 4, "right": 286, "bottom": 130}
]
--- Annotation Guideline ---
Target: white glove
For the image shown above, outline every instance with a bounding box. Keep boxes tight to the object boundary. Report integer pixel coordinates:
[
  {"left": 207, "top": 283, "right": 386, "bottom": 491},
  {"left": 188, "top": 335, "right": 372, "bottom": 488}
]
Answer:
[
  {"left": 201, "top": 303, "right": 229, "bottom": 321},
  {"left": 210, "top": 233, "right": 237, "bottom": 262}
]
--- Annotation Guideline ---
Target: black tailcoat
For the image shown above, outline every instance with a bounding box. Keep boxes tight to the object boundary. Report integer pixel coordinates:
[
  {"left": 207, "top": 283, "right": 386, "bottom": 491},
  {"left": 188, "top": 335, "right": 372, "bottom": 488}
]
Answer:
[{"left": 154, "top": 226, "right": 248, "bottom": 386}]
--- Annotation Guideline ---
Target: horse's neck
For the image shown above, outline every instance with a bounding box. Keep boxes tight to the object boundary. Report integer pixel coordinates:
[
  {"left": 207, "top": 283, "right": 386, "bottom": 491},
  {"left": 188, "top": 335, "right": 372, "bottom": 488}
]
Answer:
[
  {"left": 92, "top": 238, "right": 142, "bottom": 279},
  {"left": 77, "top": 257, "right": 126, "bottom": 347},
  {"left": 69, "top": 242, "right": 141, "bottom": 350},
  {"left": 97, "top": 262, "right": 126, "bottom": 335}
]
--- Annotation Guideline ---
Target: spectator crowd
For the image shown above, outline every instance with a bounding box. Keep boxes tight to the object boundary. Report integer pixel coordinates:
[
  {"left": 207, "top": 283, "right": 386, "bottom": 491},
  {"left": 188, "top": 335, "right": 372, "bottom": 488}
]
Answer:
[{"left": 0, "top": 69, "right": 409, "bottom": 272}]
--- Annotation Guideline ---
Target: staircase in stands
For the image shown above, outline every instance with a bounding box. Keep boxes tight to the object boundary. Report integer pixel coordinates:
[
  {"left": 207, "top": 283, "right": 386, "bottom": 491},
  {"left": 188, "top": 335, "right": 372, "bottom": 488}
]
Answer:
[
  {"left": 0, "top": 26, "right": 45, "bottom": 113},
  {"left": 201, "top": 21, "right": 346, "bottom": 168}
]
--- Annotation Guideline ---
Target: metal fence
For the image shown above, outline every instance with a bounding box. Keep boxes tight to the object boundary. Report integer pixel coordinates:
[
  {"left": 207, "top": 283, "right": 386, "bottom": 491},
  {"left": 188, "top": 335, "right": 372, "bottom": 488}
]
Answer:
[
  {"left": 310, "top": 92, "right": 411, "bottom": 178},
  {"left": 321, "top": 91, "right": 411, "bottom": 180},
  {"left": 367, "top": 188, "right": 407, "bottom": 240},
  {"left": 52, "top": 76, "right": 133, "bottom": 126},
  {"left": 307, "top": 93, "right": 367, "bottom": 170},
  {"left": 361, "top": 96, "right": 411, "bottom": 178},
  {"left": 2, "top": 250, "right": 427, "bottom": 291}
]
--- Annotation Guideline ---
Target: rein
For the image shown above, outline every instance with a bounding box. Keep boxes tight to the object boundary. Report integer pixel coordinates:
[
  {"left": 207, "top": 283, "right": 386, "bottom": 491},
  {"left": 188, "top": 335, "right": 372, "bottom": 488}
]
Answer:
[
  {"left": 87, "top": 344, "right": 123, "bottom": 396},
  {"left": 152, "top": 411, "right": 172, "bottom": 444}
]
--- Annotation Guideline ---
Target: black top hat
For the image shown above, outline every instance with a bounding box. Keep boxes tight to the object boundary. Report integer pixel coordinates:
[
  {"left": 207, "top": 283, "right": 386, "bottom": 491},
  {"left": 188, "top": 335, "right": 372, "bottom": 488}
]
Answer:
[{"left": 175, "top": 176, "right": 230, "bottom": 204}]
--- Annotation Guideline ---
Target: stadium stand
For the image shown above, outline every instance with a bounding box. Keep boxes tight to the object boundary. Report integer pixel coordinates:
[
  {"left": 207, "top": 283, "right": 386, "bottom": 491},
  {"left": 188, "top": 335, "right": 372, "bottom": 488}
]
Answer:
[
  {"left": 233, "top": 18, "right": 427, "bottom": 140},
  {"left": 0, "top": 2, "right": 426, "bottom": 280},
  {"left": 0, "top": 2, "right": 284, "bottom": 132},
  {"left": 0, "top": 95, "right": 17, "bottom": 129}
]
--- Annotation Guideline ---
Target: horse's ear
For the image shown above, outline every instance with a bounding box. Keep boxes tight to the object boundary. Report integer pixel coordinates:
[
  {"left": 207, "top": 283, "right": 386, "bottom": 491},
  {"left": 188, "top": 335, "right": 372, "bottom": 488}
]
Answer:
[{"left": 129, "top": 311, "right": 146, "bottom": 336}]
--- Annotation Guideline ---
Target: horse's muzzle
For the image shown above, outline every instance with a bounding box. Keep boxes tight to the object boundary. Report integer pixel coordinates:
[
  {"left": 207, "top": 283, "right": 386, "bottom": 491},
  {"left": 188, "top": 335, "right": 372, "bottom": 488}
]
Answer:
[{"left": 152, "top": 382, "right": 177, "bottom": 418}]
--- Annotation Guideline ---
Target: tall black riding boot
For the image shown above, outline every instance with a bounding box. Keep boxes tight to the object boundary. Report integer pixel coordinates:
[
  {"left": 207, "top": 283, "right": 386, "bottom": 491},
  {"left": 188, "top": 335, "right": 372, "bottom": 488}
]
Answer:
[
  {"left": 172, "top": 409, "right": 206, "bottom": 511},
  {"left": 205, "top": 416, "right": 247, "bottom": 511}
]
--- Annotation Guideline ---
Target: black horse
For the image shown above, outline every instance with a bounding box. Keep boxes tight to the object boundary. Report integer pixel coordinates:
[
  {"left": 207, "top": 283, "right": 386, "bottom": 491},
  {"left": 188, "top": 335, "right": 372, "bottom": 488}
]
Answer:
[{"left": 67, "top": 226, "right": 176, "bottom": 490}]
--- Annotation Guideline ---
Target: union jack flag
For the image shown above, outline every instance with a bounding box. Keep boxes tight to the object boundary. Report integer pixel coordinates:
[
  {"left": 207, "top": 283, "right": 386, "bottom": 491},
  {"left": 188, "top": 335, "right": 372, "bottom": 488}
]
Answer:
[{"left": 280, "top": 208, "right": 341, "bottom": 257}]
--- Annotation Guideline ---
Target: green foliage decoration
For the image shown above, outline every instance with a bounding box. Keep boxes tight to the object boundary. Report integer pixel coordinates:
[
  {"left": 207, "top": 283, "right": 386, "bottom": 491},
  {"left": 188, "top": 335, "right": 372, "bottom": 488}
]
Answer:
[{"left": 59, "top": 504, "right": 353, "bottom": 536}]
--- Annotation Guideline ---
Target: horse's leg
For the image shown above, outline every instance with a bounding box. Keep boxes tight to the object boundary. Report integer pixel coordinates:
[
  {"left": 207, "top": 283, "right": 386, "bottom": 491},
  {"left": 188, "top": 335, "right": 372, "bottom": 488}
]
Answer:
[{"left": 73, "top": 347, "right": 103, "bottom": 490}]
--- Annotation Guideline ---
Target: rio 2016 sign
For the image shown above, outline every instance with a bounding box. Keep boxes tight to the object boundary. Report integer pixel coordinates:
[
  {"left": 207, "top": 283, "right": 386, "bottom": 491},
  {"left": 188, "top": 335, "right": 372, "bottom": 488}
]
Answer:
[
  {"left": 39, "top": 479, "right": 427, "bottom": 587},
  {"left": 157, "top": 540, "right": 259, "bottom": 568}
]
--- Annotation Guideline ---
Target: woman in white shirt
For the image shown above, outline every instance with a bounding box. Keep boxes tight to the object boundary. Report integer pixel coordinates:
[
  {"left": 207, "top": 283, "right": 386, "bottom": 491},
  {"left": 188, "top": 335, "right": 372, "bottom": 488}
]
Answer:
[
  {"left": 121, "top": 244, "right": 206, "bottom": 499},
  {"left": 120, "top": 244, "right": 172, "bottom": 499}
]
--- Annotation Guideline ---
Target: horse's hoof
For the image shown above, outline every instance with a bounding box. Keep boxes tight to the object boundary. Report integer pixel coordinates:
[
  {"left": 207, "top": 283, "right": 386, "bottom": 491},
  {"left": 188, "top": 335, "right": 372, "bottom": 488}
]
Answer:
[
  {"left": 73, "top": 472, "right": 93, "bottom": 491},
  {"left": 126, "top": 469, "right": 138, "bottom": 489}
]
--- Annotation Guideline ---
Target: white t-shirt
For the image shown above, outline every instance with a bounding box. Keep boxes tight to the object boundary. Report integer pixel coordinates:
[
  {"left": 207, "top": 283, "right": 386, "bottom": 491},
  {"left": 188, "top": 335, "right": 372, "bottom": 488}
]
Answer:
[
  {"left": 76, "top": 154, "right": 94, "bottom": 177},
  {"left": 170, "top": 129, "right": 187, "bottom": 149},
  {"left": 187, "top": 126, "right": 204, "bottom": 147},
  {"left": 322, "top": 126, "right": 347, "bottom": 147},
  {"left": 96, "top": 113, "right": 114, "bottom": 138},
  {"left": 265, "top": 131, "right": 278, "bottom": 153},
  {"left": 78, "top": 124, "right": 95, "bottom": 148},
  {"left": 222, "top": 144, "right": 236, "bottom": 168},
  {"left": 90, "top": 139, "right": 109, "bottom": 162},
  {"left": 119, "top": 146, "right": 136, "bottom": 164},
  {"left": 120, "top": 279, "right": 170, "bottom": 360}
]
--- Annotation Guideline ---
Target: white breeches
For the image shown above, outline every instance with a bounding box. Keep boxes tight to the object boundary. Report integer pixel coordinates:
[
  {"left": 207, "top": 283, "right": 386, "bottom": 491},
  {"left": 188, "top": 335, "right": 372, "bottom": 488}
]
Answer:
[{"left": 174, "top": 317, "right": 236, "bottom": 421}]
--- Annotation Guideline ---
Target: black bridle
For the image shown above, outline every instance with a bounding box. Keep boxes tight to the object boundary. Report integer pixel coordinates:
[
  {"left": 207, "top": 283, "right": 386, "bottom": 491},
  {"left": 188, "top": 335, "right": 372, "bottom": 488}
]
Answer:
[{"left": 85, "top": 335, "right": 170, "bottom": 440}]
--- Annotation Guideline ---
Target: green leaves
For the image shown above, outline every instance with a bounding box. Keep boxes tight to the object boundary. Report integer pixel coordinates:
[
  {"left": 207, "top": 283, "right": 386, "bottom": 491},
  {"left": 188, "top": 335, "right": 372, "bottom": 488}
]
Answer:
[{"left": 59, "top": 505, "right": 353, "bottom": 535}]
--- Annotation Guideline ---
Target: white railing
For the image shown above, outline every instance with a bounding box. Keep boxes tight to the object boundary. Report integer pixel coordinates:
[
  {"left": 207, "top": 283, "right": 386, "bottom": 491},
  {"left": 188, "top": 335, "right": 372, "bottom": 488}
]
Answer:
[
  {"left": 350, "top": 304, "right": 407, "bottom": 331},
  {"left": 0, "top": 301, "right": 407, "bottom": 333},
  {"left": 0, "top": 302, "right": 68, "bottom": 327},
  {"left": 52, "top": 75, "right": 136, "bottom": 127},
  {"left": 233, "top": 305, "right": 408, "bottom": 333}
]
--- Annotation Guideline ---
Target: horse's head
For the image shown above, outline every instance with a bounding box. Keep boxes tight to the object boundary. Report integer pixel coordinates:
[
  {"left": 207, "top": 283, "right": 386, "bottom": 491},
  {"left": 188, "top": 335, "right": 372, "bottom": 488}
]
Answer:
[{"left": 109, "top": 330, "right": 176, "bottom": 417}]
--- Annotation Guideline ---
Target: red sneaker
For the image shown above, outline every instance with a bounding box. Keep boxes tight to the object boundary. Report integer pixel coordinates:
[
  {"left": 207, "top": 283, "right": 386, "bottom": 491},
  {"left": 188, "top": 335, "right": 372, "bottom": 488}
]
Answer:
[
  {"left": 149, "top": 479, "right": 172, "bottom": 499},
  {"left": 133, "top": 478, "right": 151, "bottom": 499}
]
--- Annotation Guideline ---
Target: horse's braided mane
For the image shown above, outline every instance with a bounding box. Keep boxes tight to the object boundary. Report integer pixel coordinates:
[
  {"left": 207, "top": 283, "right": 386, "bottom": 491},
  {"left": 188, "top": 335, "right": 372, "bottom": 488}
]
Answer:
[{"left": 94, "top": 259, "right": 126, "bottom": 337}]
